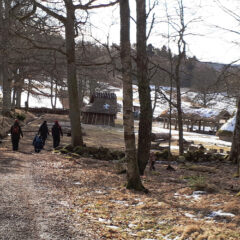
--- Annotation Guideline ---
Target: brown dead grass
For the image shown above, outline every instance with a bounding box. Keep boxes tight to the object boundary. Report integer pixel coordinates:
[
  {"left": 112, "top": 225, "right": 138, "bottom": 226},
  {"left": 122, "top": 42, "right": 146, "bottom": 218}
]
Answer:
[
  {"left": 224, "top": 200, "right": 240, "bottom": 215},
  {"left": 180, "top": 224, "right": 203, "bottom": 239}
]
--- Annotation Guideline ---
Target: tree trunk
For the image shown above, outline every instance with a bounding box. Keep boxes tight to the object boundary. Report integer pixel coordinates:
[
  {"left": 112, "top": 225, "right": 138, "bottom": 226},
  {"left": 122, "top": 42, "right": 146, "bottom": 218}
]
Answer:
[
  {"left": 65, "top": 3, "right": 83, "bottom": 147},
  {"left": 54, "top": 81, "right": 57, "bottom": 109},
  {"left": 12, "top": 86, "right": 16, "bottom": 108},
  {"left": 120, "top": 0, "right": 146, "bottom": 191},
  {"left": 1, "top": 0, "right": 11, "bottom": 116},
  {"left": 230, "top": 97, "right": 240, "bottom": 163},
  {"left": 16, "top": 77, "right": 24, "bottom": 109},
  {"left": 175, "top": 73, "right": 184, "bottom": 155},
  {"left": 26, "top": 79, "right": 31, "bottom": 106},
  {"left": 136, "top": 0, "right": 152, "bottom": 175},
  {"left": 50, "top": 77, "right": 54, "bottom": 109}
]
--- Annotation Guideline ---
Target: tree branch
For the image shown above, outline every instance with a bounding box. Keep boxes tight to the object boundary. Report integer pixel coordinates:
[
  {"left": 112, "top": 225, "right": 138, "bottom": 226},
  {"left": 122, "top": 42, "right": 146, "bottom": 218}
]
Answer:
[
  {"left": 33, "top": 1, "right": 66, "bottom": 23},
  {"left": 74, "top": 0, "right": 119, "bottom": 10}
]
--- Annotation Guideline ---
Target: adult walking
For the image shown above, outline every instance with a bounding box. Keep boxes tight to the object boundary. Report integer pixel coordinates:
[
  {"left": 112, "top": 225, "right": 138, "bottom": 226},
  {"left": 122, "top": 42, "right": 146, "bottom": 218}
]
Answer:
[
  {"left": 10, "top": 119, "right": 23, "bottom": 151},
  {"left": 38, "top": 120, "right": 49, "bottom": 146},
  {"left": 51, "top": 121, "right": 63, "bottom": 148}
]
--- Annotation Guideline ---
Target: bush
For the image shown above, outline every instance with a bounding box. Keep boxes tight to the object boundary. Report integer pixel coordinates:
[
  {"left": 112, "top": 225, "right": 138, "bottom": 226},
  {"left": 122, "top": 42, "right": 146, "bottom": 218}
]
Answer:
[
  {"left": 155, "top": 149, "right": 169, "bottom": 160},
  {"left": 15, "top": 113, "right": 26, "bottom": 121},
  {"left": 188, "top": 175, "right": 207, "bottom": 191}
]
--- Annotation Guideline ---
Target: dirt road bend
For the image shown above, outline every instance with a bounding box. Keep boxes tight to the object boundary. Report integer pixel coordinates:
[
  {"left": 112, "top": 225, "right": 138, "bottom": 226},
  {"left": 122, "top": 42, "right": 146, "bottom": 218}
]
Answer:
[{"left": 0, "top": 118, "right": 95, "bottom": 240}]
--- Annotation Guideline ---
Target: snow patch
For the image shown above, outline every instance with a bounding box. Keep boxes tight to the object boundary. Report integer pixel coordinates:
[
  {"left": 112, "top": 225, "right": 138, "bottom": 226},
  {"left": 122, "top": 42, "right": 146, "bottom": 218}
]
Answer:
[
  {"left": 219, "top": 115, "right": 236, "bottom": 133},
  {"left": 207, "top": 210, "right": 235, "bottom": 218}
]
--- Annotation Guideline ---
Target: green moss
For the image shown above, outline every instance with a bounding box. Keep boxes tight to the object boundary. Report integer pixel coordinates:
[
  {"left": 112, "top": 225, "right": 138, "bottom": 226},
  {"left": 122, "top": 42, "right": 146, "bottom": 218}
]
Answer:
[
  {"left": 188, "top": 175, "right": 207, "bottom": 191},
  {"left": 65, "top": 144, "right": 74, "bottom": 152},
  {"left": 73, "top": 146, "right": 85, "bottom": 155},
  {"left": 60, "top": 148, "right": 69, "bottom": 154}
]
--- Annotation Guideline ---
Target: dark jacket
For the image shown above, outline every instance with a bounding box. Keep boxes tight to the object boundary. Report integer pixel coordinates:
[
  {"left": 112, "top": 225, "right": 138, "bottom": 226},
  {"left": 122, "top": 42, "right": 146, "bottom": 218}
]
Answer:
[
  {"left": 10, "top": 123, "right": 23, "bottom": 140},
  {"left": 51, "top": 123, "right": 63, "bottom": 138},
  {"left": 38, "top": 122, "right": 49, "bottom": 138},
  {"left": 33, "top": 135, "right": 44, "bottom": 150}
]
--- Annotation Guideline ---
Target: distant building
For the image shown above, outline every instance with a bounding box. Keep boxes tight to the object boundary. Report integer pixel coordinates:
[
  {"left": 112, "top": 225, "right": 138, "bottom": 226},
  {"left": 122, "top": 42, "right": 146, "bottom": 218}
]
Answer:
[
  {"left": 217, "top": 115, "right": 235, "bottom": 142},
  {"left": 159, "top": 107, "right": 231, "bottom": 134},
  {"left": 81, "top": 92, "right": 118, "bottom": 126}
]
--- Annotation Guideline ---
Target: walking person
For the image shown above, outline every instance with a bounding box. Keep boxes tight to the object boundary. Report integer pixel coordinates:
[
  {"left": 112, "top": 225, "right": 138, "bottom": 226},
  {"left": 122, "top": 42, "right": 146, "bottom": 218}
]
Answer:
[
  {"left": 33, "top": 134, "right": 44, "bottom": 153},
  {"left": 149, "top": 152, "right": 156, "bottom": 171},
  {"left": 38, "top": 120, "right": 49, "bottom": 146},
  {"left": 10, "top": 119, "right": 23, "bottom": 151},
  {"left": 51, "top": 121, "right": 63, "bottom": 148}
]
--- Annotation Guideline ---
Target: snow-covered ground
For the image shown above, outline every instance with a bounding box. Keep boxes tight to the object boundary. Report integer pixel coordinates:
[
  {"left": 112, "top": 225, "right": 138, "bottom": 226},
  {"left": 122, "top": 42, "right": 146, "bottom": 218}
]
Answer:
[
  {"left": 152, "top": 122, "right": 232, "bottom": 148},
  {"left": 113, "top": 85, "right": 236, "bottom": 118},
  {"left": 20, "top": 91, "right": 63, "bottom": 108}
]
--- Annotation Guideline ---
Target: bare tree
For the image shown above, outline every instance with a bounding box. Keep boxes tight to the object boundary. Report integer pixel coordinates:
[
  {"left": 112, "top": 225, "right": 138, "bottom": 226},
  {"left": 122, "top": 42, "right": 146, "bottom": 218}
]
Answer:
[
  {"left": 0, "top": 0, "right": 11, "bottom": 116},
  {"left": 31, "top": 0, "right": 118, "bottom": 147},
  {"left": 120, "top": 0, "right": 146, "bottom": 191},
  {"left": 215, "top": 0, "right": 240, "bottom": 167},
  {"left": 136, "top": 0, "right": 153, "bottom": 175}
]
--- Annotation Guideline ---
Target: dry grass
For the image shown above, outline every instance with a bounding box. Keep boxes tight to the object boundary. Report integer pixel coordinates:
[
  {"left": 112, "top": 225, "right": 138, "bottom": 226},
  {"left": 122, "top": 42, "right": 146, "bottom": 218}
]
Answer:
[
  {"left": 183, "top": 164, "right": 217, "bottom": 173},
  {"left": 224, "top": 200, "right": 240, "bottom": 215}
]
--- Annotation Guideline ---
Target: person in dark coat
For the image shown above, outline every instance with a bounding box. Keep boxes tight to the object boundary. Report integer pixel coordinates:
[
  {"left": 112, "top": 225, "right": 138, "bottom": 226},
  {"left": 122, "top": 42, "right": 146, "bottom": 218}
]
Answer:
[
  {"left": 10, "top": 119, "right": 23, "bottom": 151},
  {"left": 149, "top": 152, "right": 156, "bottom": 171},
  {"left": 51, "top": 121, "right": 63, "bottom": 148},
  {"left": 38, "top": 120, "right": 49, "bottom": 146}
]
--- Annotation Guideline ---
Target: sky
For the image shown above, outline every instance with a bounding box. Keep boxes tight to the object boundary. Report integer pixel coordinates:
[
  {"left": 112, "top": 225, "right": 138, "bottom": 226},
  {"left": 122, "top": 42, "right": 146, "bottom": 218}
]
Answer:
[{"left": 86, "top": 0, "right": 240, "bottom": 64}]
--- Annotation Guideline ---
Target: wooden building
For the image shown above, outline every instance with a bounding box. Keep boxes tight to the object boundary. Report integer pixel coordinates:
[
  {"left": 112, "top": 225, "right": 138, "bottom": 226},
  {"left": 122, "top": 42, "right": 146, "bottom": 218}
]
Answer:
[
  {"left": 81, "top": 92, "right": 118, "bottom": 126},
  {"left": 159, "top": 107, "right": 231, "bottom": 134}
]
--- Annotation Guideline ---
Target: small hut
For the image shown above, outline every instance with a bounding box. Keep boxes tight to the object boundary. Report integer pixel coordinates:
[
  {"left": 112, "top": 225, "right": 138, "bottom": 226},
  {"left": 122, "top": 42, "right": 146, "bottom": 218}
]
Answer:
[
  {"left": 81, "top": 92, "right": 118, "bottom": 126},
  {"left": 217, "top": 115, "right": 235, "bottom": 142}
]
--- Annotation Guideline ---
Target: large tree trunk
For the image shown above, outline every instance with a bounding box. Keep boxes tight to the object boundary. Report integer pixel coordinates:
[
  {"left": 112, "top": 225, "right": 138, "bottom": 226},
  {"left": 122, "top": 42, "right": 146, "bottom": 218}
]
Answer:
[
  {"left": 65, "top": 3, "right": 83, "bottom": 147},
  {"left": 1, "top": 0, "right": 12, "bottom": 116},
  {"left": 136, "top": 0, "right": 152, "bottom": 175},
  {"left": 120, "top": 0, "right": 146, "bottom": 191},
  {"left": 230, "top": 97, "right": 240, "bottom": 164}
]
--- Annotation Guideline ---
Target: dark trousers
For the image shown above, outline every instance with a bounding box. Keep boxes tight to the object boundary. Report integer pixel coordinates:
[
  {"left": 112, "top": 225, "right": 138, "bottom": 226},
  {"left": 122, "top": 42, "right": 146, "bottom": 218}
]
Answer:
[
  {"left": 35, "top": 148, "right": 41, "bottom": 153},
  {"left": 41, "top": 135, "right": 47, "bottom": 146},
  {"left": 53, "top": 136, "right": 60, "bottom": 148},
  {"left": 12, "top": 138, "right": 19, "bottom": 151}
]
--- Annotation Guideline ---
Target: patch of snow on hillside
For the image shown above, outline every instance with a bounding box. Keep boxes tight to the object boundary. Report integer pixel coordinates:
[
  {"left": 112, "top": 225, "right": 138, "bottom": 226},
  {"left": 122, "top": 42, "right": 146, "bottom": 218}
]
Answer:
[{"left": 21, "top": 91, "right": 63, "bottom": 108}]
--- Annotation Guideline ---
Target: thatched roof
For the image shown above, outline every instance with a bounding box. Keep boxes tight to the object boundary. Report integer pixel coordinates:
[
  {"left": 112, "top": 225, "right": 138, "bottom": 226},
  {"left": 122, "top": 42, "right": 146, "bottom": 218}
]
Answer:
[
  {"left": 82, "top": 92, "right": 117, "bottom": 115},
  {"left": 159, "top": 107, "right": 231, "bottom": 122}
]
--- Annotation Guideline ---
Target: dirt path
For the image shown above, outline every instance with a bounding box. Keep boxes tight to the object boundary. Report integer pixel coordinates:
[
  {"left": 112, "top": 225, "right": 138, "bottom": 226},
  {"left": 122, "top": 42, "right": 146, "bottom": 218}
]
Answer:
[{"left": 0, "top": 118, "right": 95, "bottom": 240}]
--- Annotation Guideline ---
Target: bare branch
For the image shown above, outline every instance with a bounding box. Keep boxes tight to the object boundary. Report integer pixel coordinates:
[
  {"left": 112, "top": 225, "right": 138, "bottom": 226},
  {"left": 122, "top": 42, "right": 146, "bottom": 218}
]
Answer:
[
  {"left": 33, "top": 1, "right": 66, "bottom": 23},
  {"left": 74, "top": 0, "right": 119, "bottom": 10}
]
